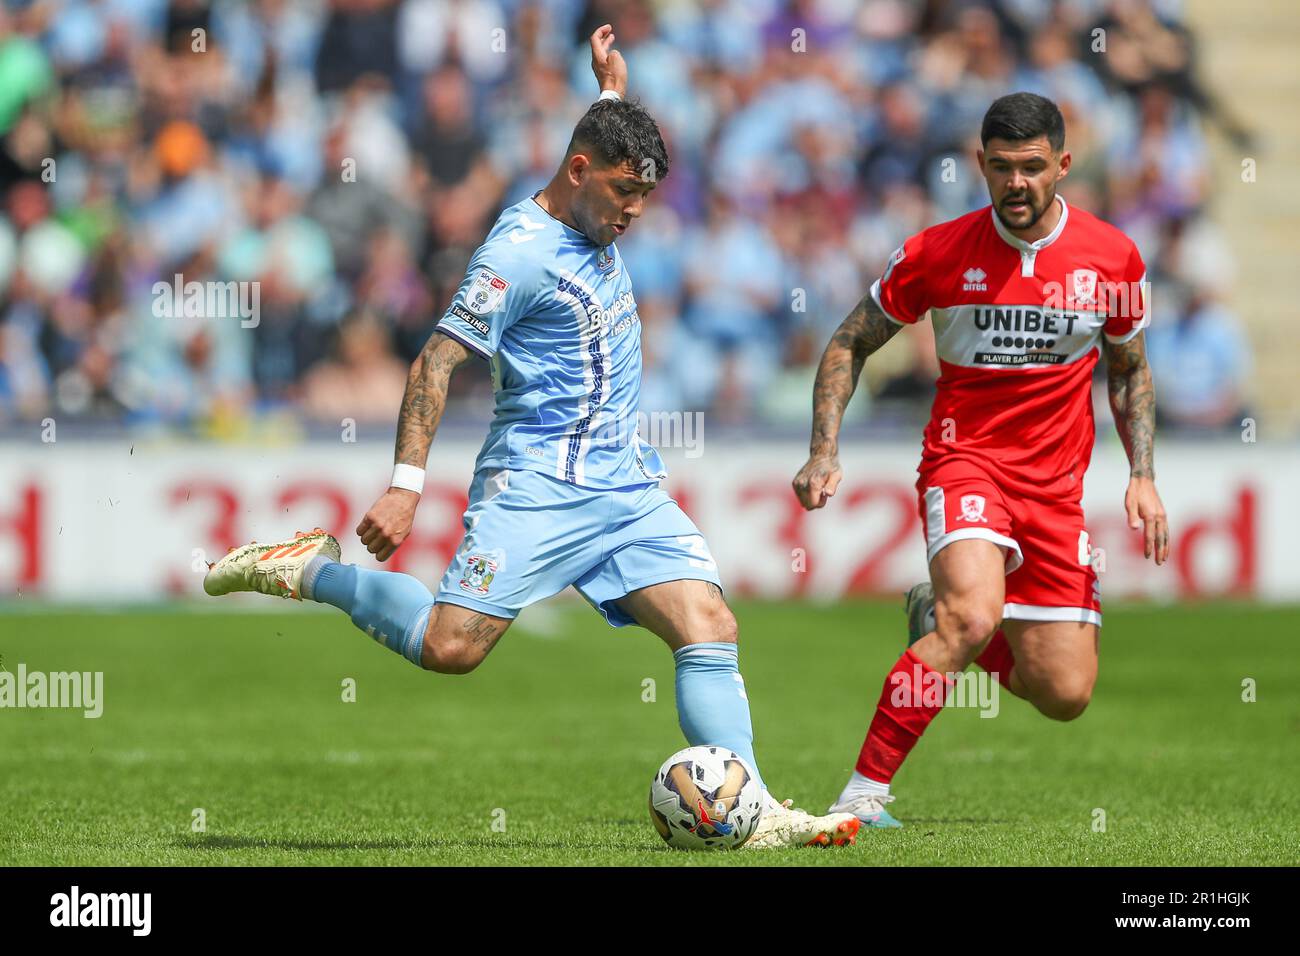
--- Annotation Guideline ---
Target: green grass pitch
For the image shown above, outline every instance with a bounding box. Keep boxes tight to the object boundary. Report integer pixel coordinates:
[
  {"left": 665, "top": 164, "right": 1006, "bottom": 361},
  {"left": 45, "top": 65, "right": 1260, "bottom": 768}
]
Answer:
[{"left": 1, "top": 600, "right": 1296, "bottom": 866}]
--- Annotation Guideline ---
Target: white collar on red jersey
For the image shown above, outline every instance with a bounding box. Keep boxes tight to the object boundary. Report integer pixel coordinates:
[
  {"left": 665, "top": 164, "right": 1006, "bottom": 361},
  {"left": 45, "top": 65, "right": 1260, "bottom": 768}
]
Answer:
[{"left": 990, "top": 193, "right": 1069, "bottom": 252}]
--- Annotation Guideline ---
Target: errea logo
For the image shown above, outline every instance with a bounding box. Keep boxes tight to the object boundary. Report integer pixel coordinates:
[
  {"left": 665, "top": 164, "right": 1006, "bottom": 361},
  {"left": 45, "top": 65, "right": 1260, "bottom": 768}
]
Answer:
[{"left": 963, "top": 268, "right": 987, "bottom": 291}]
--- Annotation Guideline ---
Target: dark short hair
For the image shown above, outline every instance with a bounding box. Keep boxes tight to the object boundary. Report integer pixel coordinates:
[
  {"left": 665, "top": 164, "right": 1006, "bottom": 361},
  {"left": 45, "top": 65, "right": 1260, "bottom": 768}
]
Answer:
[
  {"left": 980, "top": 92, "right": 1065, "bottom": 152},
  {"left": 567, "top": 97, "right": 669, "bottom": 183}
]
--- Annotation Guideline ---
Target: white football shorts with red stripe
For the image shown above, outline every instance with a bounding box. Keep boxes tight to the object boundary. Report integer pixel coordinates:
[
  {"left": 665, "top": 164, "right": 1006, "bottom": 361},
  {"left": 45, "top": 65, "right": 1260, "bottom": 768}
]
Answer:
[{"left": 917, "top": 456, "right": 1102, "bottom": 626}]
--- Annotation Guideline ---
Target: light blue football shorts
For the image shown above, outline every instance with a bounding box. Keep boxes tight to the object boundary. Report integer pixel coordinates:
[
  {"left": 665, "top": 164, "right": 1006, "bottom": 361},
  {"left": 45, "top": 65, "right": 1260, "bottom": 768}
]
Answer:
[{"left": 434, "top": 468, "right": 723, "bottom": 626}]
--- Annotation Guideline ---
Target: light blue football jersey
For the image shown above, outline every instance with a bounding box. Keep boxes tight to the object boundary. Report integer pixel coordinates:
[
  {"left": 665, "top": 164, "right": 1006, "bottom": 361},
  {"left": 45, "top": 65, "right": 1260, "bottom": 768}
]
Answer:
[{"left": 436, "top": 193, "right": 667, "bottom": 489}]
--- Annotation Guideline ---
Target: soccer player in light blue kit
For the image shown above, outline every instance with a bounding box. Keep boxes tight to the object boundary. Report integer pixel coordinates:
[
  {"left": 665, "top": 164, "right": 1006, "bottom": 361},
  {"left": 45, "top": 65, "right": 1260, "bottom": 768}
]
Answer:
[{"left": 204, "top": 26, "right": 858, "bottom": 849}]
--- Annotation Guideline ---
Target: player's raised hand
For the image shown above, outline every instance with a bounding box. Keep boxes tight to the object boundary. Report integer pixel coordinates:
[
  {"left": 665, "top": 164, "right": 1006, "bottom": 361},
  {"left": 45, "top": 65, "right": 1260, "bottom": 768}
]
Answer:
[
  {"left": 792, "top": 455, "right": 843, "bottom": 510},
  {"left": 356, "top": 488, "right": 420, "bottom": 562},
  {"left": 1124, "top": 475, "right": 1169, "bottom": 565},
  {"left": 590, "top": 24, "right": 627, "bottom": 97}
]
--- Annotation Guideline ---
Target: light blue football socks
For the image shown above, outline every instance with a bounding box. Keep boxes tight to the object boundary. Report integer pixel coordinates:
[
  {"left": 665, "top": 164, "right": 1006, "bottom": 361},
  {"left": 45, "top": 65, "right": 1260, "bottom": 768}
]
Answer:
[
  {"left": 303, "top": 557, "right": 432, "bottom": 667},
  {"left": 673, "top": 642, "right": 764, "bottom": 790},
  {"left": 303, "top": 559, "right": 763, "bottom": 791}
]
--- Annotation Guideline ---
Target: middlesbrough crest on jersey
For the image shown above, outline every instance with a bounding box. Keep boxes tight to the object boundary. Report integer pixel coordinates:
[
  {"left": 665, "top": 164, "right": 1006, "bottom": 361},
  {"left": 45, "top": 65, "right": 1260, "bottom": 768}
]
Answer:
[
  {"left": 958, "top": 494, "right": 988, "bottom": 523},
  {"left": 1072, "top": 269, "right": 1098, "bottom": 305}
]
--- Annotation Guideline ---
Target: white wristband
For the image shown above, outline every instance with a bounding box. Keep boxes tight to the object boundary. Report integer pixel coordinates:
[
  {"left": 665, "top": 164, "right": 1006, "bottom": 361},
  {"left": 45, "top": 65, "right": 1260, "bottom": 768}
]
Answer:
[
  {"left": 598, "top": 89, "right": 622, "bottom": 102},
  {"left": 390, "top": 463, "right": 425, "bottom": 494}
]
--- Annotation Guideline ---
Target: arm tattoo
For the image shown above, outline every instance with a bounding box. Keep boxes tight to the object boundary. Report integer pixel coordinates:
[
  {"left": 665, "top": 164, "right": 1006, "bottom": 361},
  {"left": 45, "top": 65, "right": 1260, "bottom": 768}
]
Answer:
[
  {"left": 1104, "top": 332, "right": 1156, "bottom": 479},
  {"left": 394, "top": 332, "right": 473, "bottom": 468},
  {"left": 809, "top": 292, "right": 902, "bottom": 457}
]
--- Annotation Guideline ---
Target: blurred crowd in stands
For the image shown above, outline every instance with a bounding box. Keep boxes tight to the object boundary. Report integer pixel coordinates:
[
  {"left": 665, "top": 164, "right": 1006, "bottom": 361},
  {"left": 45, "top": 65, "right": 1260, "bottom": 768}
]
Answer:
[{"left": 0, "top": 0, "right": 1255, "bottom": 437}]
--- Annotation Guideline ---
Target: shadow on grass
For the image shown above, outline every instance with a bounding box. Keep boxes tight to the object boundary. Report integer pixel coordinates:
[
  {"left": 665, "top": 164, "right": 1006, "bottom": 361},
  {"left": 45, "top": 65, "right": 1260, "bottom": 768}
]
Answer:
[
  {"left": 905, "top": 818, "right": 1011, "bottom": 825},
  {"left": 173, "top": 834, "right": 611, "bottom": 852}
]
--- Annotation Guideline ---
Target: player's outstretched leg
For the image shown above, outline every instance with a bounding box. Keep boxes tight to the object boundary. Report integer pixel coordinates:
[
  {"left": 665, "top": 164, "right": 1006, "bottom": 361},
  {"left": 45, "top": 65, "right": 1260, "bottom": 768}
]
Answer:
[
  {"left": 615, "top": 579, "right": 859, "bottom": 849},
  {"left": 204, "top": 529, "right": 440, "bottom": 667},
  {"left": 831, "top": 539, "right": 1006, "bottom": 829}
]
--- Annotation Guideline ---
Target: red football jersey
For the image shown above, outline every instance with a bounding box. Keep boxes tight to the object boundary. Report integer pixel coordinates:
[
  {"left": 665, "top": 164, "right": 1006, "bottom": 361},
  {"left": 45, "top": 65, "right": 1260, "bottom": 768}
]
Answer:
[{"left": 872, "top": 196, "right": 1147, "bottom": 500}]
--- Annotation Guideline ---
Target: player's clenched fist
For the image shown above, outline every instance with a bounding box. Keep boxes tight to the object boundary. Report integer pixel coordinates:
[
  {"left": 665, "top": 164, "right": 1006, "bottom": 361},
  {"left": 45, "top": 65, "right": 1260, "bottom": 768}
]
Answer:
[
  {"left": 792, "top": 455, "right": 843, "bottom": 510},
  {"left": 356, "top": 488, "right": 420, "bottom": 562}
]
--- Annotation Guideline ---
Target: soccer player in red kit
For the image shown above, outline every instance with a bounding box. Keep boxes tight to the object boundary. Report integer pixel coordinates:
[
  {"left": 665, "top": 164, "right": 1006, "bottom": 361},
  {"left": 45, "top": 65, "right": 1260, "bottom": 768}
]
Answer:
[{"left": 792, "top": 92, "right": 1170, "bottom": 827}]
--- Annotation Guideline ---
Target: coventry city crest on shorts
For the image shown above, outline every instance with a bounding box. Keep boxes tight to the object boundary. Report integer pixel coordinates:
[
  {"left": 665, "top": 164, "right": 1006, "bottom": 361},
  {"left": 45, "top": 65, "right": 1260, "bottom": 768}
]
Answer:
[{"left": 460, "top": 552, "right": 502, "bottom": 596}]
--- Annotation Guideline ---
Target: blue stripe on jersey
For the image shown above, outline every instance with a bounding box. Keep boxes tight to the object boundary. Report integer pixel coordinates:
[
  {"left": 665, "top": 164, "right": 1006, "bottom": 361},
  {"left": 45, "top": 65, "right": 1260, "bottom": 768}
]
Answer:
[{"left": 557, "top": 273, "right": 606, "bottom": 484}]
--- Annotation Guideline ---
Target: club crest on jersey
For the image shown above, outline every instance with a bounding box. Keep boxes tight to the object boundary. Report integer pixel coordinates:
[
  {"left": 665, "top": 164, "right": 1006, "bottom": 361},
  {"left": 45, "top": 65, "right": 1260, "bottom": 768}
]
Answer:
[
  {"left": 468, "top": 269, "right": 510, "bottom": 315},
  {"left": 958, "top": 495, "right": 988, "bottom": 523},
  {"left": 597, "top": 248, "right": 615, "bottom": 272},
  {"left": 962, "top": 267, "right": 987, "bottom": 291},
  {"left": 1072, "top": 269, "right": 1098, "bottom": 304},
  {"left": 459, "top": 553, "right": 499, "bottom": 595}
]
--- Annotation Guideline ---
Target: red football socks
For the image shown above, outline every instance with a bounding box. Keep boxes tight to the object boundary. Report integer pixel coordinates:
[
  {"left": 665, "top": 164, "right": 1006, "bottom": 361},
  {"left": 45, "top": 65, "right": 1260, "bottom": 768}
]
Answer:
[
  {"left": 855, "top": 648, "right": 955, "bottom": 783},
  {"left": 974, "top": 629, "right": 1015, "bottom": 691}
]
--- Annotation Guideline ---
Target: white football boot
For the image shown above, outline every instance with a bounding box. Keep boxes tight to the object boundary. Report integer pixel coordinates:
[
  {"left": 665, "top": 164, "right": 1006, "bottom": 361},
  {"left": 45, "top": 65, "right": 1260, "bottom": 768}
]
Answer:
[
  {"left": 203, "top": 528, "right": 340, "bottom": 601},
  {"left": 743, "top": 794, "right": 861, "bottom": 849},
  {"left": 829, "top": 791, "right": 904, "bottom": 828}
]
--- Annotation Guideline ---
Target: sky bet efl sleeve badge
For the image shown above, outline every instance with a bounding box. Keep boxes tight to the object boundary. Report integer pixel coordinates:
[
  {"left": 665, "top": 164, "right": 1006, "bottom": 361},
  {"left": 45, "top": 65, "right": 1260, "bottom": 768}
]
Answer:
[{"left": 468, "top": 268, "right": 510, "bottom": 315}]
